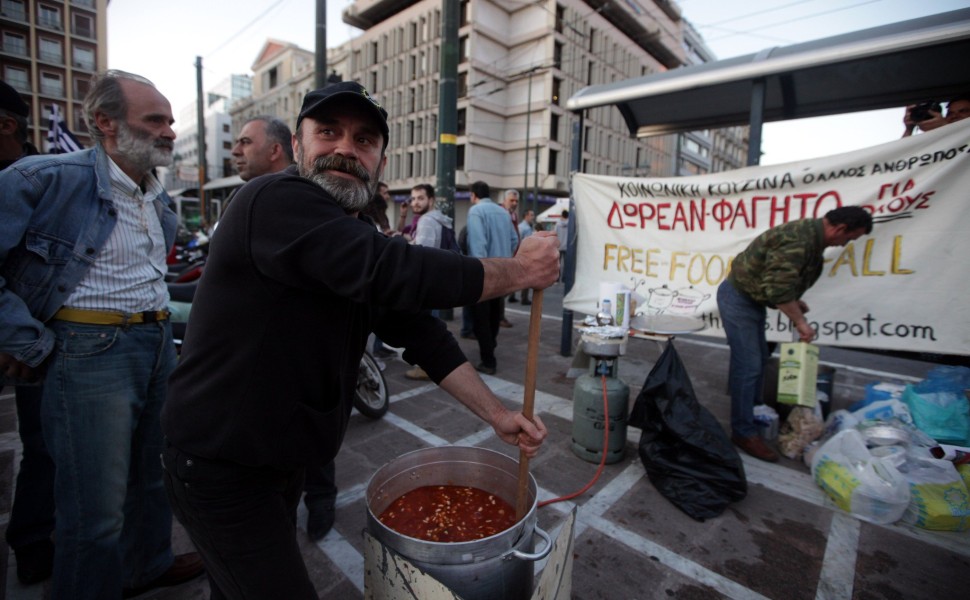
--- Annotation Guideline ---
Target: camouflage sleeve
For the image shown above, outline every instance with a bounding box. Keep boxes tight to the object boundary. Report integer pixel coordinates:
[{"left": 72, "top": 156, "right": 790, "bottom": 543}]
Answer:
[{"left": 758, "top": 230, "right": 810, "bottom": 306}]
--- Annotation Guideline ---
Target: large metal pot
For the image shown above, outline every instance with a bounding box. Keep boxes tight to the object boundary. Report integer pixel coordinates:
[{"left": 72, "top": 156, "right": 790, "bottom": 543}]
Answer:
[{"left": 366, "top": 446, "right": 552, "bottom": 600}]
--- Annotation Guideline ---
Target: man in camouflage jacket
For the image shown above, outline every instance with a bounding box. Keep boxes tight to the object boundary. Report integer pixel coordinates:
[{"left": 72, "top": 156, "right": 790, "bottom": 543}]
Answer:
[{"left": 717, "top": 206, "right": 872, "bottom": 462}]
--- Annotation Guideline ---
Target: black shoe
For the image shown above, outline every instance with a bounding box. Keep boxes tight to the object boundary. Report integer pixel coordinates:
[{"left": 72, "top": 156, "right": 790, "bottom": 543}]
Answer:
[
  {"left": 14, "top": 539, "right": 54, "bottom": 585},
  {"left": 122, "top": 552, "right": 205, "bottom": 598},
  {"left": 476, "top": 363, "right": 497, "bottom": 375},
  {"left": 307, "top": 505, "right": 336, "bottom": 541}
]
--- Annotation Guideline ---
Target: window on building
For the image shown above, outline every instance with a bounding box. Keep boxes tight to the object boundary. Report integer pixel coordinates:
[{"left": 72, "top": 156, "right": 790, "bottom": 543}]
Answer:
[
  {"left": 456, "top": 144, "right": 465, "bottom": 169},
  {"left": 40, "top": 71, "right": 63, "bottom": 97},
  {"left": 5, "top": 65, "right": 28, "bottom": 91},
  {"left": 37, "top": 3, "right": 61, "bottom": 29},
  {"left": 370, "top": 41, "right": 378, "bottom": 65},
  {"left": 456, "top": 108, "right": 466, "bottom": 136},
  {"left": 416, "top": 119, "right": 423, "bottom": 145},
  {"left": 551, "top": 78, "right": 561, "bottom": 105},
  {"left": 406, "top": 151, "right": 414, "bottom": 177},
  {"left": 459, "top": 36, "right": 468, "bottom": 64},
  {"left": 38, "top": 37, "right": 62, "bottom": 63},
  {"left": 222, "top": 141, "right": 231, "bottom": 150},
  {"left": 2, "top": 31, "right": 26, "bottom": 55},
  {"left": 223, "top": 123, "right": 230, "bottom": 133},
  {"left": 74, "top": 0, "right": 95, "bottom": 7},
  {"left": 550, "top": 114, "right": 560, "bottom": 142},
  {"left": 72, "top": 45, "right": 95, "bottom": 70},
  {"left": 267, "top": 67, "right": 278, "bottom": 89},
  {"left": 459, "top": 0, "right": 469, "bottom": 27},
  {"left": 73, "top": 74, "right": 90, "bottom": 99},
  {"left": 408, "top": 87, "right": 415, "bottom": 113},
  {"left": 409, "top": 22, "right": 417, "bottom": 47},
  {"left": 409, "top": 55, "right": 416, "bottom": 80},
  {"left": 549, "top": 149, "right": 558, "bottom": 175},
  {"left": 369, "top": 71, "right": 378, "bottom": 92},
  {"left": 554, "top": 42, "right": 563, "bottom": 69},
  {"left": 458, "top": 72, "right": 467, "bottom": 98},
  {"left": 1, "top": 0, "right": 26, "bottom": 21},
  {"left": 555, "top": 4, "right": 565, "bottom": 33},
  {"left": 407, "top": 120, "right": 414, "bottom": 145},
  {"left": 72, "top": 11, "right": 94, "bottom": 37}
]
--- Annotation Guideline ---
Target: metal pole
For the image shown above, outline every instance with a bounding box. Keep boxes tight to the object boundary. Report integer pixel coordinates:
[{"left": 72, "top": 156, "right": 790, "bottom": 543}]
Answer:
[
  {"left": 435, "top": 0, "right": 459, "bottom": 222},
  {"left": 195, "top": 56, "right": 207, "bottom": 227},
  {"left": 560, "top": 112, "right": 583, "bottom": 356},
  {"left": 524, "top": 70, "right": 532, "bottom": 212},
  {"left": 436, "top": 0, "right": 459, "bottom": 320},
  {"left": 747, "top": 78, "right": 765, "bottom": 166},
  {"left": 315, "top": 0, "right": 328, "bottom": 89},
  {"left": 532, "top": 142, "right": 539, "bottom": 215}
]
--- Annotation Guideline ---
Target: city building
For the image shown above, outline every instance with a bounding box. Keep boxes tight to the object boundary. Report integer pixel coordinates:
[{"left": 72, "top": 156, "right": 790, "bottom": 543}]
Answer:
[
  {"left": 0, "top": 0, "right": 107, "bottom": 150},
  {"left": 167, "top": 73, "right": 252, "bottom": 191},
  {"left": 229, "top": 39, "right": 349, "bottom": 137},
  {"left": 223, "top": 1, "right": 749, "bottom": 230},
  {"left": 336, "top": 0, "right": 747, "bottom": 215}
]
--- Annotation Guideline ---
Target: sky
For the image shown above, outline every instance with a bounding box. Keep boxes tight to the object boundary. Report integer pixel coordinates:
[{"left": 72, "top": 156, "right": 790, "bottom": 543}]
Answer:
[{"left": 107, "top": 0, "right": 970, "bottom": 166}]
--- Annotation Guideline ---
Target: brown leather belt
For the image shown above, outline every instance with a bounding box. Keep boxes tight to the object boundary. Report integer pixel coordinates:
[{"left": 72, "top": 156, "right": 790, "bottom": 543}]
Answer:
[{"left": 52, "top": 307, "right": 170, "bottom": 326}]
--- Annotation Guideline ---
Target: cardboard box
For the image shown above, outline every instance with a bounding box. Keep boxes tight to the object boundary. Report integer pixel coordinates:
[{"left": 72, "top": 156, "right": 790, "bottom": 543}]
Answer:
[{"left": 777, "top": 342, "right": 819, "bottom": 406}]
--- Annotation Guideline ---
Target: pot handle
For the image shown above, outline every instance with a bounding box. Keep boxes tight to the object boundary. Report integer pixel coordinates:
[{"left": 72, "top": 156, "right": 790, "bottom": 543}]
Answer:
[{"left": 503, "top": 525, "right": 553, "bottom": 562}]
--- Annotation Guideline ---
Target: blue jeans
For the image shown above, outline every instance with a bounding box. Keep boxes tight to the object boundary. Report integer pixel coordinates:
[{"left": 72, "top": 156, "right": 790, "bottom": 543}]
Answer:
[
  {"left": 42, "top": 320, "right": 177, "bottom": 599},
  {"left": 5, "top": 385, "right": 56, "bottom": 550},
  {"left": 717, "top": 280, "right": 769, "bottom": 439}
]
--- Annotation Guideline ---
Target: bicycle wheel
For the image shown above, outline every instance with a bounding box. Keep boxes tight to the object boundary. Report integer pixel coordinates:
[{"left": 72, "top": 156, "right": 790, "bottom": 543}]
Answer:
[{"left": 354, "top": 352, "right": 390, "bottom": 419}]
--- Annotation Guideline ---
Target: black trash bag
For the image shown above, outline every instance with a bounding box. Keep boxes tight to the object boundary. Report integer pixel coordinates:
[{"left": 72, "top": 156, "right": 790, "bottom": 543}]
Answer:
[{"left": 629, "top": 341, "right": 747, "bottom": 521}]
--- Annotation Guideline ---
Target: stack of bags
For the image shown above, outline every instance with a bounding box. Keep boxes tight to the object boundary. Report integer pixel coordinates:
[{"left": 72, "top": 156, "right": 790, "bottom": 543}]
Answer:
[{"left": 809, "top": 366, "right": 970, "bottom": 530}]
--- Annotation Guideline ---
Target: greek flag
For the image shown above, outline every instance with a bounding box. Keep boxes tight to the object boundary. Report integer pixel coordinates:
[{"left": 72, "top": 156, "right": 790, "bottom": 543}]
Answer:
[{"left": 47, "top": 105, "right": 83, "bottom": 154}]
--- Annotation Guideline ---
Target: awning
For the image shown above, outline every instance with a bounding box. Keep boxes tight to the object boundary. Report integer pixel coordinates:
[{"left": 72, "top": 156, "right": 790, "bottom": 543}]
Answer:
[{"left": 566, "top": 9, "right": 970, "bottom": 137}]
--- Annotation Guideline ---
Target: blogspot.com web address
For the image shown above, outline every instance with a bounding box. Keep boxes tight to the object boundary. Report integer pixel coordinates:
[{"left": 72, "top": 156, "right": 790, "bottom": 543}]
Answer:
[{"left": 703, "top": 312, "right": 938, "bottom": 342}]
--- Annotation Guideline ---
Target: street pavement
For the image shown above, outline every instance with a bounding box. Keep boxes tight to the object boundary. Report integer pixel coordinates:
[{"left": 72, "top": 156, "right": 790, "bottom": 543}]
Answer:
[{"left": 1, "top": 283, "right": 967, "bottom": 599}]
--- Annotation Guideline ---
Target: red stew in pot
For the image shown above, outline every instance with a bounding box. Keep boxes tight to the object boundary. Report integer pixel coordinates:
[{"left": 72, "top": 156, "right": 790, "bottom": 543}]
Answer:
[{"left": 378, "top": 485, "right": 517, "bottom": 542}]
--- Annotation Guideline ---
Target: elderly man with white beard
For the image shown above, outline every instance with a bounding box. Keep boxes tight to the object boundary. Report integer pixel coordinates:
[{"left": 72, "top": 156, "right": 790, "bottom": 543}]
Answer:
[
  {"left": 160, "top": 82, "right": 560, "bottom": 598},
  {"left": 0, "top": 70, "right": 204, "bottom": 598}
]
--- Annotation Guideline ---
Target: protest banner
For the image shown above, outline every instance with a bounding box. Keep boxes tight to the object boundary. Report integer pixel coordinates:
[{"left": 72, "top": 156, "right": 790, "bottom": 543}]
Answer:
[{"left": 566, "top": 119, "right": 970, "bottom": 355}]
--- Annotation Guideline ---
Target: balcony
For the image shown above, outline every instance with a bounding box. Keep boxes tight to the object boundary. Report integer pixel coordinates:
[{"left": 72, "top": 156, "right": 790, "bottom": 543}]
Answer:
[
  {"left": 38, "top": 50, "right": 63, "bottom": 65},
  {"left": 0, "top": 6, "right": 26, "bottom": 23}
]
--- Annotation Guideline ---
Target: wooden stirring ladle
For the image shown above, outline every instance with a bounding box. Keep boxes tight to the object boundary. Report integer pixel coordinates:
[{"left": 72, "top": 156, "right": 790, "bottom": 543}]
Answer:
[{"left": 515, "top": 288, "right": 544, "bottom": 521}]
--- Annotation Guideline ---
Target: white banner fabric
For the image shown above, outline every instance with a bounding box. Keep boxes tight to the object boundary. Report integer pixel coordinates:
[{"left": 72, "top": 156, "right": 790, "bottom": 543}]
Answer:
[{"left": 565, "top": 119, "right": 970, "bottom": 355}]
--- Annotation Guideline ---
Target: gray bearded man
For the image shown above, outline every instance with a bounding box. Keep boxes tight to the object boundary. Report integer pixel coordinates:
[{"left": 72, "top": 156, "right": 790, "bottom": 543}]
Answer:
[{"left": 161, "top": 81, "right": 559, "bottom": 598}]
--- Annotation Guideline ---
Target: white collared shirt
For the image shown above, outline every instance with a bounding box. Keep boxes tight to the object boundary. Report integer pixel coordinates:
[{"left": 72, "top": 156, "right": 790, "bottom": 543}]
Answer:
[{"left": 65, "top": 157, "right": 169, "bottom": 312}]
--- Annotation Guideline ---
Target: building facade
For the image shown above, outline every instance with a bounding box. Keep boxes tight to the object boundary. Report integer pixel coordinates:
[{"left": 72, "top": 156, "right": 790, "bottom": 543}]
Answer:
[
  {"left": 229, "top": 39, "right": 349, "bottom": 137},
  {"left": 0, "top": 0, "right": 106, "bottom": 150},
  {"left": 337, "top": 0, "right": 747, "bottom": 207},
  {"left": 167, "top": 73, "right": 252, "bottom": 190}
]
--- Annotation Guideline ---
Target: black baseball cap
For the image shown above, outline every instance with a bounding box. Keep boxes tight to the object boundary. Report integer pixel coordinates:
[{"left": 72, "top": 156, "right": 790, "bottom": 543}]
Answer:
[
  {"left": 0, "top": 80, "right": 29, "bottom": 117},
  {"left": 296, "top": 81, "right": 389, "bottom": 148}
]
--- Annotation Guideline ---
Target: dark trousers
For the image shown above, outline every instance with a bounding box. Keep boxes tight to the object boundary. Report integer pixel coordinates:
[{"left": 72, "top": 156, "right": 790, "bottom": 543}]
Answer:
[
  {"left": 5, "top": 385, "right": 56, "bottom": 549},
  {"left": 461, "top": 305, "right": 474, "bottom": 336},
  {"left": 472, "top": 298, "right": 503, "bottom": 368},
  {"left": 304, "top": 461, "right": 337, "bottom": 510},
  {"left": 162, "top": 445, "right": 317, "bottom": 600}
]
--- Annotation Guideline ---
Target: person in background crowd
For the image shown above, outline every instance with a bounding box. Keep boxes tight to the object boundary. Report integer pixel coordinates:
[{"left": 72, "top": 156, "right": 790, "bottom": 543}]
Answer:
[
  {"left": 514, "top": 208, "right": 536, "bottom": 306},
  {"left": 160, "top": 82, "right": 556, "bottom": 598},
  {"left": 718, "top": 206, "right": 872, "bottom": 462},
  {"left": 404, "top": 183, "right": 454, "bottom": 380},
  {"left": 901, "top": 93, "right": 970, "bottom": 137},
  {"left": 231, "top": 115, "right": 294, "bottom": 181},
  {"left": 0, "top": 69, "right": 204, "bottom": 599},
  {"left": 466, "top": 181, "right": 520, "bottom": 375},
  {"left": 555, "top": 209, "right": 569, "bottom": 281},
  {"left": 0, "top": 78, "right": 57, "bottom": 587}
]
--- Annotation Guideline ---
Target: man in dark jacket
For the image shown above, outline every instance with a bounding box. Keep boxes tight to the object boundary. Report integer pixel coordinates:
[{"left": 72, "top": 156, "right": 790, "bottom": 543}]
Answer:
[
  {"left": 718, "top": 206, "right": 872, "bottom": 462},
  {"left": 161, "top": 82, "right": 558, "bottom": 598}
]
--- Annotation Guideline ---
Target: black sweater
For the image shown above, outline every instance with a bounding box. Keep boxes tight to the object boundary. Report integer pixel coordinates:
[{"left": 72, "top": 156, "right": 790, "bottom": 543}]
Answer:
[{"left": 162, "top": 171, "right": 484, "bottom": 468}]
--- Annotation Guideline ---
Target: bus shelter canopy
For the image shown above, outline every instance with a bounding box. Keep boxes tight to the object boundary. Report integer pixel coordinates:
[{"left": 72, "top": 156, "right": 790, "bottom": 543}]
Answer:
[{"left": 566, "top": 9, "right": 970, "bottom": 137}]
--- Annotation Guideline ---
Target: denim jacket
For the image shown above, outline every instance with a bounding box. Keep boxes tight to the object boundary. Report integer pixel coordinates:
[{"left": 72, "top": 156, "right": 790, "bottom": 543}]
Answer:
[
  {"left": 0, "top": 146, "right": 178, "bottom": 370},
  {"left": 466, "top": 198, "right": 518, "bottom": 259}
]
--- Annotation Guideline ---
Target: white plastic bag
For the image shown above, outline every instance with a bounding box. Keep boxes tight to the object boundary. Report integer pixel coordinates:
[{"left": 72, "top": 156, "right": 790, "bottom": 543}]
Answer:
[{"left": 811, "top": 429, "right": 910, "bottom": 525}]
